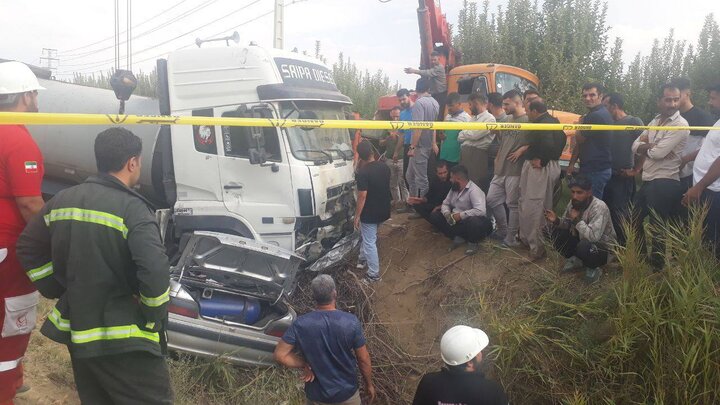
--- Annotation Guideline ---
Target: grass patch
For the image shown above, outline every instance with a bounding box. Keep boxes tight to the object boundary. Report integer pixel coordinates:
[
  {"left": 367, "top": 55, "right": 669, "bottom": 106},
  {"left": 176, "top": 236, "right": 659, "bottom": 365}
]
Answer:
[
  {"left": 170, "top": 355, "right": 304, "bottom": 405},
  {"left": 464, "top": 207, "right": 720, "bottom": 404}
]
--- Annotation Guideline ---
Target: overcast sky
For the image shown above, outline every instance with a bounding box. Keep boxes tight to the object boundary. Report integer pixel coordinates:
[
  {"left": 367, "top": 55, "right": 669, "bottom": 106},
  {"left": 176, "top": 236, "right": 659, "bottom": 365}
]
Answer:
[{"left": 1, "top": 0, "right": 717, "bottom": 89}]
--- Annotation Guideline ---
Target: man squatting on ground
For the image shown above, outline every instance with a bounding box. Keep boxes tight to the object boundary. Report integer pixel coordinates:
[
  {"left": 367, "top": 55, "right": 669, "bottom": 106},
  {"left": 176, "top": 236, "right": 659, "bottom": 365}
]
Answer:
[
  {"left": 428, "top": 165, "right": 493, "bottom": 255},
  {"left": 545, "top": 175, "right": 617, "bottom": 284},
  {"left": 407, "top": 161, "right": 452, "bottom": 221}
]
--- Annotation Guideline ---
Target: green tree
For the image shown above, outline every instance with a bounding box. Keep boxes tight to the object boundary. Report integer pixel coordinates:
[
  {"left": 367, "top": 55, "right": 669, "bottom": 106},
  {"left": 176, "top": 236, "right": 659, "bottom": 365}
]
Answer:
[
  {"left": 332, "top": 53, "right": 395, "bottom": 119},
  {"left": 453, "top": 2, "right": 719, "bottom": 121}
]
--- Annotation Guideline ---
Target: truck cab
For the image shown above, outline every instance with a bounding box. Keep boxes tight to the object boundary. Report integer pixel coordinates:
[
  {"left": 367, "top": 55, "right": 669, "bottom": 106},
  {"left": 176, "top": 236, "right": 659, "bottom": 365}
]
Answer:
[
  {"left": 29, "top": 45, "right": 356, "bottom": 264},
  {"left": 157, "top": 46, "right": 356, "bottom": 262}
]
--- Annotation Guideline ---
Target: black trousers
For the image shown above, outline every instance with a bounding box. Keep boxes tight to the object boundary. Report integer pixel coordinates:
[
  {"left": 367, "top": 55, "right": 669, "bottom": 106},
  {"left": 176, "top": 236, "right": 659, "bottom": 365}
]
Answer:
[
  {"left": 71, "top": 351, "right": 173, "bottom": 405},
  {"left": 412, "top": 202, "right": 437, "bottom": 220},
  {"left": 633, "top": 178, "right": 686, "bottom": 268},
  {"left": 431, "top": 92, "right": 447, "bottom": 121},
  {"left": 603, "top": 174, "right": 636, "bottom": 246},
  {"left": 550, "top": 228, "right": 609, "bottom": 268},
  {"left": 428, "top": 211, "right": 493, "bottom": 243},
  {"left": 680, "top": 175, "right": 693, "bottom": 191}
]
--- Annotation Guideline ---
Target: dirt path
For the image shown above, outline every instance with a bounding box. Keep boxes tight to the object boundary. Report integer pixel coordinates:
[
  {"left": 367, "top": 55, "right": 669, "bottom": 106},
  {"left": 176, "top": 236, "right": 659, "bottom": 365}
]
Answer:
[
  {"left": 363, "top": 212, "right": 556, "bottom": 397},
  {"left": 372, "top": 213, "right": 536, "bottom": 351}
]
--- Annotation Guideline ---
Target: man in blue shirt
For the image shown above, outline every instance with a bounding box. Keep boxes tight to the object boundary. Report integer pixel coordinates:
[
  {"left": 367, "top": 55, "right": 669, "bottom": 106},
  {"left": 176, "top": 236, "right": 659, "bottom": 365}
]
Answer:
[
  {"left": 567, "top": 82, "right": 613, "bottom": 198},
  {"left": 274, "top": 275, "right": 375, "bottom": 405}
]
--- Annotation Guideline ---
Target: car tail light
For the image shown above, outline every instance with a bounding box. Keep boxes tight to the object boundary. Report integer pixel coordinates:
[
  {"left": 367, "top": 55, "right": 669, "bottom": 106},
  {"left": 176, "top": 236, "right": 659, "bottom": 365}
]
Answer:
[
  {"left": 168, "top": 301, "right": 199, "bottom": 318},
  {"left": 264, "top": 323, "right": 287, "bottom": 337}
]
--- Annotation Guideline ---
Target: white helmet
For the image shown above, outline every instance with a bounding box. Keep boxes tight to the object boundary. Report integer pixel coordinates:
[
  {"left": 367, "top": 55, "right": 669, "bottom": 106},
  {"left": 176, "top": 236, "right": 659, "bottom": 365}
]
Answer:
[
  {"left": 440, "top": 325, "right": 490, "bottom": 366},
  {"left": 0, "top": 61, "right": 45, "bottom": 95}
]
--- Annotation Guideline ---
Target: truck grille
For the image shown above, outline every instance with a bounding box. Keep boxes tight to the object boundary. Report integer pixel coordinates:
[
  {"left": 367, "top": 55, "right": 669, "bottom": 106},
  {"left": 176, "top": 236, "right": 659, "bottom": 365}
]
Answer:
[{"left": 326, "top": 181, "right": 354, "bottom": 200}]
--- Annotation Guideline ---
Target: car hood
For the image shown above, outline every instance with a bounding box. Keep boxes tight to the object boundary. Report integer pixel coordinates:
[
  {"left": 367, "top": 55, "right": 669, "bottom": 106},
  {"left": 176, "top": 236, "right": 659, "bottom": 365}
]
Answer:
[{"left": 172, "top": 231, "right": 304, "bottom": 304}]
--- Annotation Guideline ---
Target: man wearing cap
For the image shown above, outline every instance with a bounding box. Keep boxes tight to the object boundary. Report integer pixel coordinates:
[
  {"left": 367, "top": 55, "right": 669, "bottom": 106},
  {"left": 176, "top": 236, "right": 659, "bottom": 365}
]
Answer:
[
  {"left": 544, "top": 175, "right": 616, "bottom": 283},
  {"left": 412, "top": 325, "right": 508, "bottom": 405},
  {"left": 0, "top": 61, "right": 46, "bottom": 403}
]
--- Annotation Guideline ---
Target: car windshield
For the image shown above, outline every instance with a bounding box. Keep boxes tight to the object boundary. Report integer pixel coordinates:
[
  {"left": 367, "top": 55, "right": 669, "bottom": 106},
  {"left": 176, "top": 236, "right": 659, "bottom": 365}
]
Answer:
[{"left": 280, "top": 101, "right": 353, "bottom": 162}]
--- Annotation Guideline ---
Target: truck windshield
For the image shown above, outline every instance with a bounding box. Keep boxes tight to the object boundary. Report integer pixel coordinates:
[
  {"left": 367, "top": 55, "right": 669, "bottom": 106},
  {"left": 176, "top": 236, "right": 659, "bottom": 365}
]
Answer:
[
  {"left": 280, "top": 101, "right": 353, "bottom": 162},
  {"left": 495, "top": 72, "right": 538, "bottom": 94}
]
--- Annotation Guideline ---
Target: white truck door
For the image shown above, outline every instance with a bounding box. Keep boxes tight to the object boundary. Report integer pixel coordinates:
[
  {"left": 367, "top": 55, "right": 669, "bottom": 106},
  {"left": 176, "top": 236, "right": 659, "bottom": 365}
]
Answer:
[{"left": 215, "top": 104, "right": 296, "bottom": 243}]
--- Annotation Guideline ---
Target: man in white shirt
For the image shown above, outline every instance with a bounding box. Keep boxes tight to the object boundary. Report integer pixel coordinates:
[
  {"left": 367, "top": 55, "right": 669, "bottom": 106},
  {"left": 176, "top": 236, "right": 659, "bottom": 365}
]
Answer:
[
  {"left": 682, "top": 83, "right": 720, "bottom": 255},
  {"left": 458, "top": 93, "right": 496, "bottom": 192},
  {"left": 428, "top": 165, "right": 493, "bottom": 255},
  {"left": 631, "top": 83, "right": 689, "bottom": 270}
]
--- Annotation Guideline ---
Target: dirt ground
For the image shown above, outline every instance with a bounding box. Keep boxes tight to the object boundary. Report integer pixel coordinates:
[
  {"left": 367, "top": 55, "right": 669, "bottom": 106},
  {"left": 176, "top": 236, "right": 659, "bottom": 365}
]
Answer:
[{"left": 17, "top": 211, "right": 563, "bottom": 404}]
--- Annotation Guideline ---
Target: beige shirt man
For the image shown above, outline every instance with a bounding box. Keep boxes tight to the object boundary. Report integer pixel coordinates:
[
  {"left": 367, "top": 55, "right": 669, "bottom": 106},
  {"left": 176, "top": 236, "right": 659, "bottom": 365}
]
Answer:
[{"left": 631, "top": 110, "right": 689, "bottom": 181}]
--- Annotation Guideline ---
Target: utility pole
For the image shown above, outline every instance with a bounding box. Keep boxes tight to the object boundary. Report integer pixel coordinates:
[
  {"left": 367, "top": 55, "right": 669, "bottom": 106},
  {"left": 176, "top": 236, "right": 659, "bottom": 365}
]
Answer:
[
  {"left": 273, "top": 0, "right": 284, "bottom": 49},
  {"left": 40, "top": 48, "right": 59, "bottom": 78}
]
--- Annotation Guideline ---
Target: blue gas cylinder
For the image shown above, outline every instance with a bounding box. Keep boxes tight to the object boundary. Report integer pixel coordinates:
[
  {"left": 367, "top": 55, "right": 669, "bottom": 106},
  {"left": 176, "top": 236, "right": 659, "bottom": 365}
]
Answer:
[{"left": 198, "top": 292, "right": 262, "bottom": 325}]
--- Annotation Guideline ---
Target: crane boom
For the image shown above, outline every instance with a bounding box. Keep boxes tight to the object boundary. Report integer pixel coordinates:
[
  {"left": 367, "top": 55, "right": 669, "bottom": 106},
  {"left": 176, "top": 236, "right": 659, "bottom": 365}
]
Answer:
[{"left": 416, "top": 0, "right": 458, "bottom": 69}]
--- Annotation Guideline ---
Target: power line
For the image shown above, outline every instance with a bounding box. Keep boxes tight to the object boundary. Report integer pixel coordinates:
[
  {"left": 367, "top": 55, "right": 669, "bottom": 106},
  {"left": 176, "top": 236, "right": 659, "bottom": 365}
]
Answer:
[
  {"left": 59, "top": 0, "right": 262, "bottom": 70},
  {"left": 60, "top": 0, "right": 190, "bottom": 55},
  {"left": 67, "top": 9, "right": 273, "bottom": 74},
  {"left": 59, "top": 0, "right": 308, "bottom": 76},
  {"left": 61, "top": 0, "right": 220, "bottom": 61}
]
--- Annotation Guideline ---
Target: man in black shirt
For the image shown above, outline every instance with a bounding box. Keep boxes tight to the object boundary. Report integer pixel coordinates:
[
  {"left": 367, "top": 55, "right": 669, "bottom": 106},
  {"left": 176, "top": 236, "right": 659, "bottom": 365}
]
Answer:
[
  {"left": 355, "top": 141, "right": 392, "bottom": 284},
  {"left": 673, "top": 77, "right": 717, "bottom": 189},
  {"left": 407, "top": 161, "right": 452, "bottom": 220},
  {"left": 601, "top": 93, "right": 644, "bottom": 246},
  {"left": 413, "top": 325, "right": 508, "bottom": 405},
  {"left": 518, "top": 101, "right": 566, "bottom": 260}
]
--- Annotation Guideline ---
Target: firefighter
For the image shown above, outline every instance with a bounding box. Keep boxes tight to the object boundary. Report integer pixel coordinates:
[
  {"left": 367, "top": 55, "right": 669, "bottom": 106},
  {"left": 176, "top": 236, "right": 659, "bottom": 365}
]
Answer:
[
  {"left": 0, "top": 61, "right": 46, "bottom": 404},
  {"left": 16, "top": 128, "right": 173, "bottom": 404}
]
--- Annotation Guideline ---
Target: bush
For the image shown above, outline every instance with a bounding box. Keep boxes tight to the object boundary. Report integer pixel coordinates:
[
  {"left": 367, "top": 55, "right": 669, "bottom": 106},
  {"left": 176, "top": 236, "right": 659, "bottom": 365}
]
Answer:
[{"left": 470, "top": 207, "right": 720, "bottom": 404}]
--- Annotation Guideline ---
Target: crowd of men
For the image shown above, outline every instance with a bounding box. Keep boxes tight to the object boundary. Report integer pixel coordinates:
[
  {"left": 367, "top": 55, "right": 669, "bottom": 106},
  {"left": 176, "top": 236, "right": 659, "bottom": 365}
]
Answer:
[
  {"left": 365, "top": 72, "right": 720, "bottom": 286},
  {"left": 3, "top": 53, "right": 720, "bottom": 405}
]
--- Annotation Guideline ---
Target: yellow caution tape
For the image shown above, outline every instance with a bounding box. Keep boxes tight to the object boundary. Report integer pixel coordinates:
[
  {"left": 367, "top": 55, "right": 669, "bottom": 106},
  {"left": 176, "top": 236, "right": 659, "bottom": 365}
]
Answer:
[{"left": 0, "top": 112, "right": 716, "bottom": 132}]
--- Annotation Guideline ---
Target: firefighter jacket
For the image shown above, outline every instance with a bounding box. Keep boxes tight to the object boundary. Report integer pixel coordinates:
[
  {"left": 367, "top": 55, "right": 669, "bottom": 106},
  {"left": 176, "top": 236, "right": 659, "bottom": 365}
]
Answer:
[{"left": 16, "top": 174, "right": 170, "bottom": 359}]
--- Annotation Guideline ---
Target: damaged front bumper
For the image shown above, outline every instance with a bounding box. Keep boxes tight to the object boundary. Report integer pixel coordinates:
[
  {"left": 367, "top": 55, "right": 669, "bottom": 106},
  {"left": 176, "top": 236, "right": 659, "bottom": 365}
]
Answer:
[{"left": 294, "top": 181, "right": 356, "bottom": 267}]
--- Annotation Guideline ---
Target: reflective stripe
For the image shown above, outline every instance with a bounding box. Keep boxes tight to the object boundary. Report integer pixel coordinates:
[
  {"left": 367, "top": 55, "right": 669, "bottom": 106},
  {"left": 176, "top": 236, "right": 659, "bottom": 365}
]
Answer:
[
  {"left": 71, "top": 325, "right": 159, "bottom": 344},
  {"left": 26, "top": 261, "right": 53, "bottom": 282},
  {"left": 140, "top": 287, "right": 170, "bottom": 308},
  {"left": 0, "top": 357, "right": 23, "bottom": 372},
  {"left": 48, "top": 307, "right": 71, "bottom": 332},
  {"left": 44, "top": 208, "right": 128, "bottom": 239},
  {"left": 145, "top": 322, "right": 156, "bottom": 330}
]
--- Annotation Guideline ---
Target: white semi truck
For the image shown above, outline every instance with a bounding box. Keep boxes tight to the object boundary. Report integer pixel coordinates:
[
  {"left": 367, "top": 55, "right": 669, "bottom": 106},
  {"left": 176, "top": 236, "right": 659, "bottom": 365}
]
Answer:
[{"left": 28, "top": 45, "right": 357, "bottom": 264}]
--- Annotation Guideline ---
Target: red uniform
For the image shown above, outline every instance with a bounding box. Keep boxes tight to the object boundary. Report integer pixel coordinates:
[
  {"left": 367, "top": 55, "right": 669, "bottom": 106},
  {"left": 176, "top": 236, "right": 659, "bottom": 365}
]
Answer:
[{"left": 0, "top": 125, "right": 44, "bottom": 402}]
